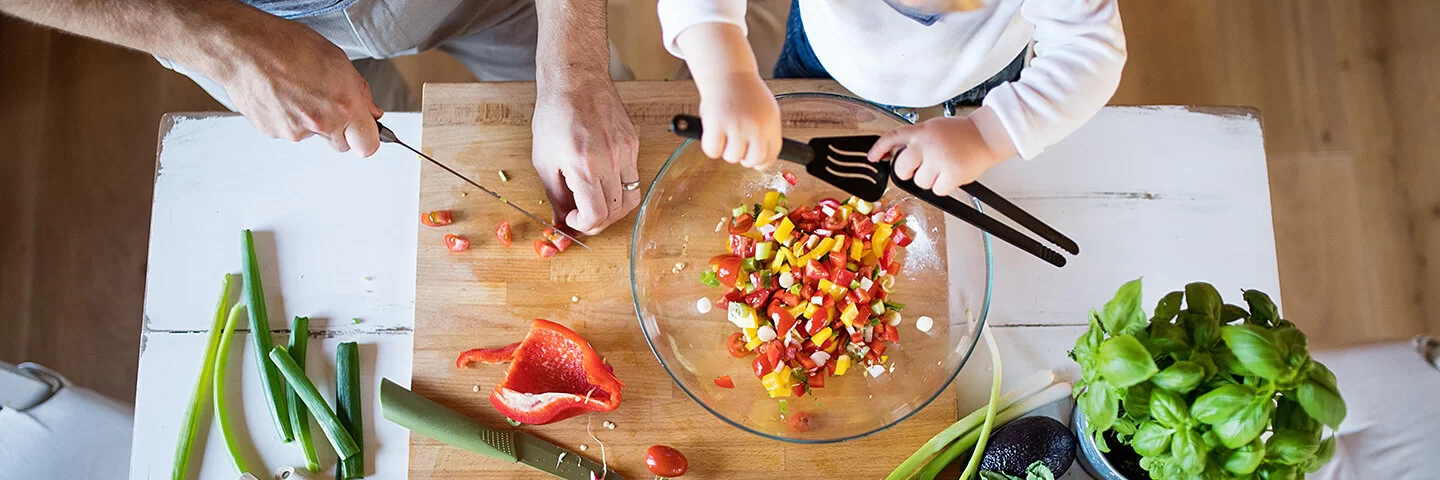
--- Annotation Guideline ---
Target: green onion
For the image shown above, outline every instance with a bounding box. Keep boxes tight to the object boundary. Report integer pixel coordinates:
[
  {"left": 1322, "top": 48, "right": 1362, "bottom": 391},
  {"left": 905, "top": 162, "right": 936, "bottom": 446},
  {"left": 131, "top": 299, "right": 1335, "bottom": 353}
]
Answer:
[
  {"left": 336, "top": 342, "right": 364, "bottom": 478},
  {"left": 214, "top": 304, "right": 263, "bottom": 476},
  {"left": 886, "top": 369, "right": 1058, "bottom": 480},
  {"left": 267, "top": 346, "right": 361, "bottom": 464},
  {"left": 850, "top": 280, "right": 862, "bottom": 290},
  {"left": 242, "top": 229, "right": 294, "bottom": 442},
  {"left": 287, "top": 317, "right": 320, "bottom": 472},
  {"left": 172, "top": 274, "right": 233, "bottom": 480},
  {"left": 952, "top": 330, "right": 1004, "bottom": 480},
  {"left": 732, "top": 205, "right": 747, "bottom": 217},
  {"left": 700, "top": 271, "right": 720, "bottom": 288},
  {"left": 505, "top": 417, "right": 522, "bottom": 427},
  {"left": 776, "top": 193, "right": 788, "bottom": 208},
  {"left": 740, "top": 257, "right": 758, "bottom": 273},
  {"left": 756, "top": 271, "right": 774, "bottom": 289},
  {"left": 778, "top": 399, "right": 789, "bottom": 416},
  {"left": 789, "top": 284, "right": 802, "bottom": 295},
  {"left": 885, "top": 301, "right": 907, "bottom": 311},
  {"left": 756, "top": 242, "right": 776, "bottom": 261}
]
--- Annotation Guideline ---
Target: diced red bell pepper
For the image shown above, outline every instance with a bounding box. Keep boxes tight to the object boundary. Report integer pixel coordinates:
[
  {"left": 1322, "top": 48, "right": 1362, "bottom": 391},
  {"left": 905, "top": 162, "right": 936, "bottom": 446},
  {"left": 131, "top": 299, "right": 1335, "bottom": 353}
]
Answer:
[
  {"left": 881, "top": 242, "right": 897, "bottom": 269},
  {"left": 753, "top": 355, "right": 774, "bottom": 378},
  {"left": 825, "top": 359, "right": 838, "bottom": 376},
  {"left": 892, "top": 225, "right": 915, "bottom": 247},
  {"left": 773, "top": 308, "right": 798, "bottom": 337},
  {"left": 743, "top": 289, "right": 771, "bottom": 310},
  {"left": 792, "top": 383, "right": 808, "bottom": 398},
  {"left": 761, "top": 342, "right": 782, "bottom": 366},
  {"left": 806, "top": 308, "right": 829, "bottom": 334},
  {"left": 832, "top": 269, "right": 857, "bottom": 290},
  {"left": 888, "top": 261, "right": 903, "bottom": 275},
  {"left": 807, "top": 371, "right": 826, "bottom": 388},
  {"left": 858, "top": 265, "right": 875, "bottom": 280},
  {"left": 803, "top": 258, "right": 829, "bottom": 282},
  {"left": 714, "top": 375, "right": 735, "bottom": 388},
  {"left": 774, "top": 291, "right": 802, "bottom": 308},
  {"left": 455, "top": 342, "right": 521, "bottom": 368},
  {"left": 850, "top": 330, "right": 864, "bottom": 344},
  {"left": 797, "top": 352, "right": 818, "bottom": 370},
  {"left": 729, "top": 234, "right": 756, "bottom": 257},
  {"left": 870, "top": 341, "right": 888, "bottom": 357},
  {"left": 848, "top": 212, "right": 875, "bottom": 238},
  {"left": 848, "top": 287, "right": 872, "bottom": 306},
  {"left": 489, "top": 319, "right": 624, "bottom": 425},
  {"left": 885, "top": 324, "right": 900, "bottom": 342},
  {"left": 882, "top": 205, "right": 904, "bottom": 224}
]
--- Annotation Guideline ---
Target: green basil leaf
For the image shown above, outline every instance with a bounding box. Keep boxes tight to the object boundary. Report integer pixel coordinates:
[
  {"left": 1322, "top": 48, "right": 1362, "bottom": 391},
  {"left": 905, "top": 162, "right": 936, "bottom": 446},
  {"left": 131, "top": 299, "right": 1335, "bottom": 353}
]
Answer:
[
  {"left": 1222, "top": 437, "right": 1266, "bottom": 475},
  {"left": 1124, "top": 382, "right": 1153, "bottom": 419},
  {"left": 1097, "top": 334, "right": 1159, "bottom": 388},
  {"left": 1149, "top": 388, "right": 1191, "bottom": 428},
  {"left": 1191, "top": 384, "right": 1256, "bottom": 424},
  {"left": 1306, "top": 359, "right": 1339, "bottom": 392},
  {"left": 1112, "top": 416, "right": 1139, "bottom": 436},
  {"left": 1072, "top": 380, "right": 1087, "bottom": 399},
  {"left": 1133, "top": 421, "right": 1174, "bottom": 456},
  {"left": 1243, "top": 289, "right": 1278, "bottom": 327},
  {"left": 1265, "top": 429, "right": 1320, "bottom": 465},
  {"left": 1274, "top": 396, "right": 1321, "bottom": 437},
  {"left": 1220, "top": 303, "right": 1249, "bottom": 324},
  {"left": 1084, "top": 379, "right": 1120, "bottom": 433},
  {"left": 1297, "top": 377, "right": 1347, "bottom": 429},
  {"left": 1072, "top": 310, "right": 1105, "bottom": 366},
  {"left": 1146, "top": 319, "right": 1191, "bottom": 355},
  {"left": 1093, "top": 428, "right": 1111, "bottom": 453},
  {"left": 1214, "top": 396, "right": 1274, "bottom": 449},
  {"left": 1189, "top": 352, "right": 1219, "bottom": 379},
  {"left": 1154, "top": 290, "right": 1184, "bottom": 322},
  {"left": 1201, "top": 429, "right": 1222, "bottom": 449},
  {"left": 1212, "top": 346, "right": 1254, "bottom": 377},
  {"left": 1152, "top": 360, "right": 1206, "bottom": 393},
  {"left": 1258, "top": 464, "right": 1298, "bottom": 480},
  {"left": 1180, "top": 310, "right": 1221, "bottom": 349},
  {"left": 1025, "top": 461, "right": 1055, "bottom": 480},
  {"left": 1273, "top": 326, "right": 1310, "bottom": 375},
  {"left": 1304, "top": 435, "right": 1337, "bottom": 473},
  {"left": 1102, "top": 277, "right": 1147, "bottom": 336},
  {"left": 1221, "top": 325, "right": 1292, "bottom": 380},
  {"left": 1185, "top": 282, "right": 1223, "bottom": 319},
  {"left": 1171, "top": 429, "right": 1209, "bottom": 474}
]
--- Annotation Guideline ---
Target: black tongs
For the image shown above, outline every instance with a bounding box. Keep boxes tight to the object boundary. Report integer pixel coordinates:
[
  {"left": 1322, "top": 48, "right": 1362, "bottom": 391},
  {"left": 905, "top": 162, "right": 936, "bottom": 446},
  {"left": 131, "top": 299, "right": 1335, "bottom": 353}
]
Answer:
[{"left": 670, "top": 114, "right": 1078, "bottom": 267}]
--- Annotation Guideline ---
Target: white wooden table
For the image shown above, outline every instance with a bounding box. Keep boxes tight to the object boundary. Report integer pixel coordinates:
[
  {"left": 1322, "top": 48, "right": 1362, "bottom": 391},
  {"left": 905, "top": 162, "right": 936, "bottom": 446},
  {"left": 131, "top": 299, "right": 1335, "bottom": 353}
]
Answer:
[{"left": 128, "top": 106, "right": 1277, "bottom": 479}]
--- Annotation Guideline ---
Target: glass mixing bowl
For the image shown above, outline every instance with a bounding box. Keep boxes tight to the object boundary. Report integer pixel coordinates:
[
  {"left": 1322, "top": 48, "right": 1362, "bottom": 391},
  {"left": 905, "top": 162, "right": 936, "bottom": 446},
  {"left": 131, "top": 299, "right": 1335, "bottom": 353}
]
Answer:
[{"left": 631, "top": 93, "right": 993, "bottom": 442}]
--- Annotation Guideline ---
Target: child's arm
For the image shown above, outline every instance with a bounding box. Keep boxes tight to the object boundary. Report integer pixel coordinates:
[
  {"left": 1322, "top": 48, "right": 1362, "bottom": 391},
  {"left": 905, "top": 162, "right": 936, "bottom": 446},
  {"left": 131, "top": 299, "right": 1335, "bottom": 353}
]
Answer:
[
  {"left": 659, "top": 1, "right": 782, "bottom": 169},
  {"left": 869, "top": 0, "right": 1127, "bottom": 195}
]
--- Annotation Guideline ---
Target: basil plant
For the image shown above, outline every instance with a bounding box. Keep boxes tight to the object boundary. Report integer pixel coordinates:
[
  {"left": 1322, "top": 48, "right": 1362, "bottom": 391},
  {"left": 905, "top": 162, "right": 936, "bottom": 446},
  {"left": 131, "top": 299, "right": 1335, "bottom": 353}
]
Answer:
[{"left": 1070, "top": 279, "right": 1346, "bottom": 480}]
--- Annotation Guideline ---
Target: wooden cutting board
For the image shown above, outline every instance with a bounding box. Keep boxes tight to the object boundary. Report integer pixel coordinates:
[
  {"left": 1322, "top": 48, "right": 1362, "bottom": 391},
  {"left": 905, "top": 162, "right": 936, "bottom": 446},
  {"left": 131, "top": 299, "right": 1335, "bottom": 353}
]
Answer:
[{"left": 412, "top": 80, "right": 962, "bottom": 480}]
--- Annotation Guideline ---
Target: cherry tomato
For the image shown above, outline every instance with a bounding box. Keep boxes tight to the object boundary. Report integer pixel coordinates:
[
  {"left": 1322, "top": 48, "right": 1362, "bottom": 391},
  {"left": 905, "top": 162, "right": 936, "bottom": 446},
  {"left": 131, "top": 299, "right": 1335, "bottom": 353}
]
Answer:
[
  {"left": 743, "top": 289, "right": 771, "bottom": 311},
  {"left": 495, "top": 221, "right": 512, "bottom": 247},
  {"left": 714, "top": 375, "right": 735, "bottom": 389},
  {"left": 729, "top": 213, "right": 755, "bottom": 234},
  {"left": 726, "top": 332, "right": 749, "bottom": 358},
  {"left": 788, "top": 411, "right": 814, "bottom": 432},
  {"left": 882, "top": 204, "right": 905, "bottom": 224},
  {"left": 420, "top": 210, "right": 453, "bottom": 227},
  {"left": 803, "top": 258, "right": 829, "bottom": 282},
  {"left": 644, "top": 445, "right": 688, "bottom": 477},
  {"left": 821, "top": 210, "right": 847, "bottom": 231},
  {"left": 542, "top": 228, "right": 573, "bottom": 252},
  {"left": 533, "top": 238, "right": 558, "bottom": 257},
  {"left": 444, "top": 234, "right": 469, "bottom": 252},
  {"left": 782, "top": 171, "right": 798, "bottom": 185},
  {"left": 709, "top": 254, "right": 742, "bottom": 288}
]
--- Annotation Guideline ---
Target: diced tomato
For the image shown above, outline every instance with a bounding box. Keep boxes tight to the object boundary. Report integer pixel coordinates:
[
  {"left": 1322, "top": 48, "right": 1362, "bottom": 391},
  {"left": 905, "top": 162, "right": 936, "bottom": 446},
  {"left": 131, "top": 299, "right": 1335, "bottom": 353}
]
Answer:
[
  {"left": 495, "top": 221, "right": 512, "bottom": 247},
  {"left": 774, "top": 291, "right": 802, "bottom": 308},
  {"left": 871, "top": 341, "right": 888, "bottom": 357},
  {"left": 550, "top": 233, "right": 573, "bottom": 252},
  {"left": 726, "top": 332, "right": 748, "bottom": 358},
  {"left": 866, "top": 350, "right": 880, "bottom": 364},
  {"left": 444, "top": 234, "right": 470, "bottom": 252},
  {"left": 800, "top": 283, "right": 816, "bottom": 299},
  {"left": 882, "top": 205, "right": 904, "bottom": 224},
  {"left": 761, "top": 342, "right": 782, "bottom": 366},
  {"left": 714, "top": 375, "right": 735, "bottom": 388},
  {"left": 729, "top": 213, "right": 755, "bottom": 234},
  {"left": 791, "top": 383, "right": 807, "bottom": 398},
  {"left": 783, "top": 171, "right": 798, "bottom": 185},
  {"left": 710, "top": 255, "right": 743, "bottom": 287},
  {"left": 850, "top": 330, "right": 864, "bottom": 344},
  {"left": 858, "top": 265, "right": 875, "bottom": 280},
  {"left": 828, "top": 250, "right": 848, "bottom": 270},
  {"left": 848, "top": 212, "right": 875, "bottom": 238},
  {"left": 729, "top": 234, "right": 756, "bottom": 257},
  {"left": 892, "top": 225, "right": 915, "bottom": 247},
  {"left": 784, "top": 343, "right": 800, "bottom": 360},
  {"left": 797, "top": 353, "right": 818, "bottom": 370},
  {"left": 803, "top": 258, "right": 829, "bottom": 282},
  {"left": 533, "top": 238, "right": 558, "bottom": 257},
  {"left": 744, "top": 289, "right": 771, "bottom": 311},
  {"left": 421, "top": 210, "right": 454, "bottom": 227},
  {"left": 752, "top": 355, "right": 774, "bottom": 378},
  {"left": 848, "top": 287, "right": 872, "bottom": 306},
  {"left": 807, "top": 372, "right": 826, "bottom": 388},
  {"left": 773, "top": 308, "right": 797, "bottom": 337},
  {"left": 881, "top": 242, "right": 897, "bottom": 268},
  {"left": 886, "top": 324, "right": 900, "bottom": 342},
  {"left": 821, "top": 210, "right": 847, "bottom": 231},
  {"left": 832, "top": 269, "right": 857, "bottom": 289},
  {"left": 788, "top": 412, "right": 814, "bottom": 432}
]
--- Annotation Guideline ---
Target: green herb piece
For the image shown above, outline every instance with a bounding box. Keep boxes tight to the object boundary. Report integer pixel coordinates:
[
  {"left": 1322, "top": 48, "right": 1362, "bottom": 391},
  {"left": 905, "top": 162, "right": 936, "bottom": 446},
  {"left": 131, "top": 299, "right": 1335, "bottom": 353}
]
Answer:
[
  {"left": 884, "top": 301, "right": 906, "bottom": 311},
  {"left": 172, "top": 275, "right": 233, "bottom": 480},
  {"left": 700, "top": 271, "right": 720, "bottom": 288},
  {"left": 214, "top": 304, "right": 263, "bottom": 475},
  {"left": 351, "top": 317, "right": 361, "bottom": 324},
  {"left": 287, "top": 316, "right": 320, "bottom": 472},
  {"left": 505, "top": 417, "right": 522, "bottom": 427},
  {"left": 242, "top": 229, "right": 293, "bottom": 442},
  {"left": 268, "top": 346, "right": 361, "bottom": 464},
  {"left": 732, "top": 205, "right": 747, "bottom": 217},
  {"left": 1095, "top": 335, "right": 1158, "bottom": 387},
  {"left": 778, "top": 399, "right": 789, "bottom": 417},
  {"left": 336, "top": 342, "right": 364, "bottom": 478},
  {"left": 788, "top": 284, "right": 801, "bottom": 295}
]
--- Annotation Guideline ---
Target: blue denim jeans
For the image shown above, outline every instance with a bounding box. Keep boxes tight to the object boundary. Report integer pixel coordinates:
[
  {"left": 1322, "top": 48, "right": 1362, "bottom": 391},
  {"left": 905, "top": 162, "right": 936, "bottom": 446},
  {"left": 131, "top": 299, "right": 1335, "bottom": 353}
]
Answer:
[{"left": 772, "top": 0, "right": 1026, "bottom": 109}]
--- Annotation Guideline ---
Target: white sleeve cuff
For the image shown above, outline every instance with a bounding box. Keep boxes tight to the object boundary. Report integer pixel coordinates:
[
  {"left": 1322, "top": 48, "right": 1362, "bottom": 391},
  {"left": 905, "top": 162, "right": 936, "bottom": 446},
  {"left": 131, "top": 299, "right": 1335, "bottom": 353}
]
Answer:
[
  {"left": 657, "top": 0, "right": 749, "bottom": 59},
  {"left": 969, "top": 106, "right": 1020, "bottom": 162}
]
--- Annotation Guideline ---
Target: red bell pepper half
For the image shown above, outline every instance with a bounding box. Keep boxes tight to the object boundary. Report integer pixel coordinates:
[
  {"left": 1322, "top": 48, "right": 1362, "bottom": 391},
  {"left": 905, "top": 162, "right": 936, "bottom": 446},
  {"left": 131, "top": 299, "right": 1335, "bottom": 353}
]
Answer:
[
  {"left": 488, "top": 319, "right": 624, "bottom": 424},
  {"left": 455, "top": 342, "right": 521, "bottom": 369}
]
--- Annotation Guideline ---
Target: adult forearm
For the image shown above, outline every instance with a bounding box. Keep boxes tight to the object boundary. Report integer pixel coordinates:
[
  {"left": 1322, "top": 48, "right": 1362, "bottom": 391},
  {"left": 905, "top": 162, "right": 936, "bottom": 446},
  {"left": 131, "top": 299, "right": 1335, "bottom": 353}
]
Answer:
[
  {"left": 534, "top": 0, "right": 610, "bottom": 91},
  {"left": 0, "top": 0, "right": 284, "bottom": 84}
]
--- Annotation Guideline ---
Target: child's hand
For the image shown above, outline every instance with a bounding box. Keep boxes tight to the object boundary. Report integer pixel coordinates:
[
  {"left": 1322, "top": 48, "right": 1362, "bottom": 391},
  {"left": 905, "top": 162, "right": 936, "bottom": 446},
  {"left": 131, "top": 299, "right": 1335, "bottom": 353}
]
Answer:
[
  {"left": 697, "top": 72, "right": 782, "bottom": 169},
  {"left": 867, "top": 116, "right": 1012, "bottom": 196}
]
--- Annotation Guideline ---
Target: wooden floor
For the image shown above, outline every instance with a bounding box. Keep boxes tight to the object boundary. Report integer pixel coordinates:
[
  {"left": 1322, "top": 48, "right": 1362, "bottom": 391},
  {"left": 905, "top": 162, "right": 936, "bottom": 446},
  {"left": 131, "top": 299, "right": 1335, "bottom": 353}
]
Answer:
[{"left": 2, "top": 0, "right": 1436, "bottom": 403}]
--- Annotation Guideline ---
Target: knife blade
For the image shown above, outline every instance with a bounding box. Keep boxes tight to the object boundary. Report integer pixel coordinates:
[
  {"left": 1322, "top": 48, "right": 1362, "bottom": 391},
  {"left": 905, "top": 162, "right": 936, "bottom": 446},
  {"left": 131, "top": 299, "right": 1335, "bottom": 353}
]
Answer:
[
  {"left": 375, "top": 121, "right": 591, "bottom": 251},
  {"left": 379, "top": 379, "right": 620, "bottom": 480}
]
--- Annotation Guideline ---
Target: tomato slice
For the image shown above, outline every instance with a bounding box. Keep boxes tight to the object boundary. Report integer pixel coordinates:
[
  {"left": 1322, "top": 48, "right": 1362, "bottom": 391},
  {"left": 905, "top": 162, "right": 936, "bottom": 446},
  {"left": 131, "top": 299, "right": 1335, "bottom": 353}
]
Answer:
[
  {"left": 752, "top": 354, "right": 774, "bottom": 378},
  {"left": 892, "top": 225, "right": 915, "bottom": 247},
  {"left": 803, "top": 258, "right": 829, "bottom": 282},
  {"left": 807, "top": 371, "right": 826, "bottom": 388},
  {"left": 710, "top": 254, "right": 742, "bottom": 288},
  {"left": 729, "top": 213, "right": 755, "bottom": 234},
  {"left": 743, "top": 289, "right": 771, "bottom": 311},
  {"left": 882, "top": 204, "right": 904, "bottom": 224},
  {"left": 541, "top": 228, "right": 573, "bottom": 252},
  {"left": 729, "top": 234, "right": 756, "bottom": 257},
  {"left": 444, "top": 234, "right": 470, "bottom": 252},
  {"left": 761, "top": 341, "right": 782, "bottom": 366},
  {"left": 726, "top": 332, "right": 749, "bottom": 358},
  {"left": 832, "top": 267, "right": 856, "bottom": 289},
  {"left": 821, "top": 210, "right": 847, "bottom": 231},
  {"left": 495, "top": 221, "right": 512, "bottom": 247},
  {"left": 849, "top": 212, "right": 875, "bottom": 238},
  {"left": 714, "top": 375, "right": 735, "bottom": 389},
  {"left": 783, "top": 171, "right": 798, "bottom": 186},
  {"left": 773, "top": 308, "right": 797, "bottom": 337},
  {"left": 421, "top": 210, "right": 454, "bottom": 227},
  {"left": 533, "top": 238, "right": 558, "bottom": 257},
  {"left": 773, "top": 291, "right": 802, "bottom": 308}
]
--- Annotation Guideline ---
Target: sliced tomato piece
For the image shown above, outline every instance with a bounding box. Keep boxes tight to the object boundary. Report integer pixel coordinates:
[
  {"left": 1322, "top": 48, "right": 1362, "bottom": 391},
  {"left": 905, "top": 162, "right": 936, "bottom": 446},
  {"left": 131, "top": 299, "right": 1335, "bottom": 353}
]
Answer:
[
  {"left": 445, "top": 234, "right": 470, "bottom": 252},
  {"left": 797, "top": 352, "right": 818, "bottom": 370},
  {"left": 784, "top": 343, "right": 800, "bottom": 360},
  {"left": 773, "top": 308, "right": 797, "bottom": 337},
  {"left": 829, "top": 250, "right": 849, "bottom": 270},
  {"left": 752, "top": 355, "right": 774, "bottom": 378},
  {"left": 729, "top": 234, "right": 756, "bottom": 257},
  {"left": 858, "top": 265, "right": 876, "bottom": 281},
  {"left": 710, "top": 254, "right": 743, "bottom": 288},
  {"left": 542, "top": 228, "right": 573, "bottom": 252},
  {"left": 799, "top": 283, "right": 816, "bottom": 300},
  {"left": 821, "top": 210, "right": 847, "bottom": 231},
  {"left": 762, "top": 342, "right": 782, "bottom": 366},
  {"left": 892, "top": 225, "right": 915, "bottom": 247},
  {"left": 791, "top": 383, "right": 808, "bottom": 398},
  {"left": 803, "top": 258, "right": 829, "bottom": 282},
  {"left": 773, "top": 291, "right": 802, "bottom": 308},
  {"left": 848, "top": 212, "right": 875, "bottom": 238},
  {"left": 882, "top": 204, "right": 904, "bottom": 224},
  {"left": 714, "top": 375, "right": 735, "bottom": 389},
  {"left": 726, "top": 332, "right": 748, "bottom": 358},
  {"left": 729, "top": 213, "right": 755, "bottom": 234},
  {"left": 421, "top": 210, "right": 454, "bottom": 227},
  {"left": 783, "top": 171, "right": 799, "bottom": 186},
  {"left": 495, "top": 221, "right": 513, "bottom": 247},
  {"left": 807, "top": 371, "right": 826, "bottom": 388},
  {"left": 832, "top": 269, "right": 857, "bottom": 289},
  {"left": 533, "top": 238, "right": 558, "bottom": 257},
  {"left": 886, "top": 324, "right": 900, "bottom": 342},
  {"left": 881, "top": 242, "right": 897, "bottom": 268},
  {"left": 743, "top": 289, "right": 771, "bottom": 311},
  {"left": 455, "top": 342, "right": 521, "bottom": 368}
]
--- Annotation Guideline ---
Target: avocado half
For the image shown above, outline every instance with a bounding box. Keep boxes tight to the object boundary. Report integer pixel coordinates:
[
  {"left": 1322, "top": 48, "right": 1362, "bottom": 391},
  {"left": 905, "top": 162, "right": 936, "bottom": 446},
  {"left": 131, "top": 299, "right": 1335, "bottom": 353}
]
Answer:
[{"left": 979, "top": 416, "right": 1077, "bottom": 477}]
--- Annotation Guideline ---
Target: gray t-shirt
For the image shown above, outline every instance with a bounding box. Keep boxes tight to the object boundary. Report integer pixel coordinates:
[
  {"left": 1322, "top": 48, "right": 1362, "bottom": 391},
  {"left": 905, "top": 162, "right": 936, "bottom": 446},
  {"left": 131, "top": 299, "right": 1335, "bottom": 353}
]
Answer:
[{"left": 239, "top": 0, "right": 357, "bottom": 19}]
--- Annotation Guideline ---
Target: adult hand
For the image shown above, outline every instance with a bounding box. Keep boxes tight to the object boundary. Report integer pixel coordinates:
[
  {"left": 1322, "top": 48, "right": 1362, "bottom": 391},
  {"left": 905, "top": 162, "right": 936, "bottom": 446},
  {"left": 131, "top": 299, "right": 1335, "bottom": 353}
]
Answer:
[
  {"left": 531, "top": 79, "right": 641, "bottom": 236},
  {"left": 696, "top": 72, "right": 782, "bottom": 170},
  {"left": 868, "top": 115, "right": 1011, "bottom": 197},
  {"left": 214, "top": 19, "right": 383, "bottom": 157}
]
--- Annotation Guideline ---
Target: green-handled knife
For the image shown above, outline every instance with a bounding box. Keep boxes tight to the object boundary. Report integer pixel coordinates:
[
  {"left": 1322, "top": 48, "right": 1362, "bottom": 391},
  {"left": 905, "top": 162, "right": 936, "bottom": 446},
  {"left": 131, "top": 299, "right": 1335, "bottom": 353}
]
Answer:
[{"left": 379, "top": 379, "right": 620, "bottom": 480}]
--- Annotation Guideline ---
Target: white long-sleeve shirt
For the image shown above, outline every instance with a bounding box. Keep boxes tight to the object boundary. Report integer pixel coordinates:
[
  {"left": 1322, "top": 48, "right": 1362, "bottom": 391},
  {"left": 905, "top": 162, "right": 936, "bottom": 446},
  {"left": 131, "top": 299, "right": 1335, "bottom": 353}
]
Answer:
[{"left": 657, "top": 0, "right": 1127, "bottom": 160}]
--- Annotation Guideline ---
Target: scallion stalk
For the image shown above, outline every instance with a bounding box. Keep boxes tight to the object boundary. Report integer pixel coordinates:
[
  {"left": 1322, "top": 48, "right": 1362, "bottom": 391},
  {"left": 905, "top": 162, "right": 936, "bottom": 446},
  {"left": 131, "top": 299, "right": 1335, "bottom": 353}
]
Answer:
[
  {"left": 916, "top": 384, "right": 1073, "bottom": 480},
  {"left": 336, "top": 342, "right": 364, "bottom": 478},
  {"left": 242, "top": 229, "right": 293, "bottom": 441},
  {"left": 287, "top": 316, "right": 321, "bottom": 472},
  {"left": 214, "top": 304, "right": 264, "bottom": 475},
  {"left": 171, "top": 274, "right": 233, "bottom": 480},
  {"left": 268, "top": 346, "right": 361, "bottom": 463},
  {"left": 886, "top": 369, "right": 1057, "bottom": 480},
  {"left": 956, "top": 329, "right": 1003, "bottom": 480}
]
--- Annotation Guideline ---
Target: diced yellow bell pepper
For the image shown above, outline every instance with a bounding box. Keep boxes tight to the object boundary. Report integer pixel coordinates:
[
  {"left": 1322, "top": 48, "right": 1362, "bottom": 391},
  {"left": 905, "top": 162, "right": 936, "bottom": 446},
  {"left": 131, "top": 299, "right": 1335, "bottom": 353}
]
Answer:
[
  {"left": 834, "top": 355, "right": 852, "bottom": 376},
  {"left": 784, "top": 247, "right": 799, "bottom": 265},
  {"left": 854, "top": 199, "right": 874, "bottom": 215},
  {"left": 769, "top": 246, "right": 789, "bottom": 272},
  {"left": 762, "top": 366, "right": 793, "bottom": 392},
  {"left": 755, "top": 209, "right": 780, "bottom": 227},
  {"left": 774, "top": 217, "right": 796, "bottom": 244},
  {"left": 832, "top": 235, "right": 849, "bottom": 254},
  {"left": 811, "top": 327, "right": 834, "bottom": 346},
  {"left": 850, "top": 238, "right": 865, "bottom": 260},
  {"left": 743, "top": 327, "right": 759, "bottom": 342},
  {"left": 818, "top": 279, "right": 834, "bottom": 293},
  {"left": 862, "top": 250, "right": 880, "bottom": 267},
  {"left": 745, "top": 336, "right": 763, "bottom": 351},
  {"left": 803, "top": 303, "right": 820, "bottom": 318},
  {"left": 780, "top": 264, "right": 792, "bottom": 274},
  {"left": 840, "top": 303, "right": 860, "bottom": 327},
  {"left": 762, "top": 191, "right": 781, "bottom": 211},
  {"left": 881, "top": 355, "right": 888, "bottom": 364},
  {"left": 788, "top": 303, "right": 807, "bottom": 319},
  {"left": 872, "top": 223, "right": 894, "bottom": 253},
  {"left": 809, "top": 238, "right": 835, "bottom": 259},
  {"left": 767, "top": 387, "right": 793, "bottom": 398}
]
